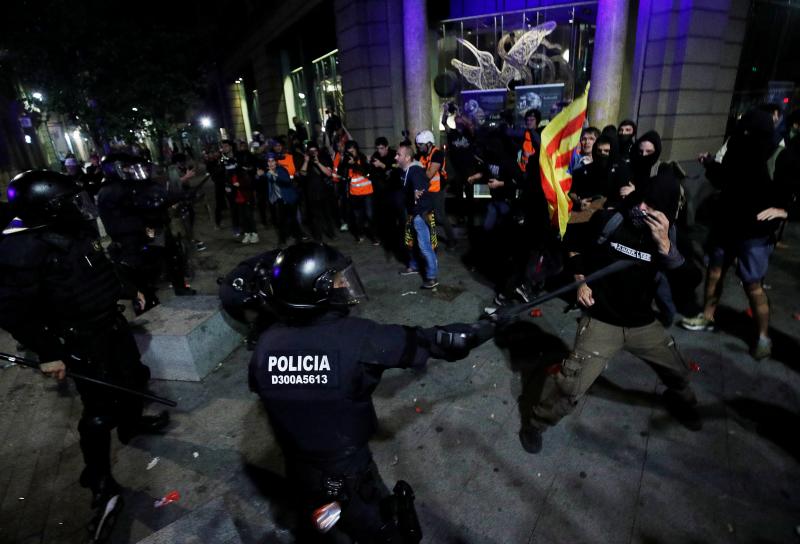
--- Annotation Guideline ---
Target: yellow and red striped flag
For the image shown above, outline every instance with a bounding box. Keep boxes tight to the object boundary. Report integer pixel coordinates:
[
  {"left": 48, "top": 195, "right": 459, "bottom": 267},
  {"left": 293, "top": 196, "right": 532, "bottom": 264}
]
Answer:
[{"left": 539, "top": 82, "right": 590, "bottom": 237}]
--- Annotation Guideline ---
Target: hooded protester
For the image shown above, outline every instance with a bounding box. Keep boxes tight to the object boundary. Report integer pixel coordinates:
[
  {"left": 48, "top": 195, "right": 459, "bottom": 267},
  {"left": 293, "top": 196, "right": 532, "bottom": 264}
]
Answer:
[
  {"left": 680, "top": 109, "right": 791, "bottom": 360},
  {"left": 570, "top": 134, "right": 617, "bottom": 206},
  {"left": 617, "top": 119, "right": 637, "bottom": 161},
  {"left": 521, "top": 148, "right": 701, "bottom": 454},
  {"left": 616, "top": 130, "right": 665, "bottom": 204}
]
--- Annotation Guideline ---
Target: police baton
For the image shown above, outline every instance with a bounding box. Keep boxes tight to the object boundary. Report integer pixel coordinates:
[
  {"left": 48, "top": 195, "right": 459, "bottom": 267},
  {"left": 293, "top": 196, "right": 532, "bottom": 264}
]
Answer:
[
  {"left": 484, "top": 259, "right": 636, "bottom": 325},
  {"left": 0, "top": 352, "right": 177, "bottom": 407}
]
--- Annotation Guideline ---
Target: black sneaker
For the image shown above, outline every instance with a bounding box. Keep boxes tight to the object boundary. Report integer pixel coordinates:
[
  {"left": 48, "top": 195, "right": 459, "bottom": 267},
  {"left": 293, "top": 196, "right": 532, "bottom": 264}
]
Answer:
[
  {"left": 662, "top": 390, "right": 702, "bottom": 431},
  {"left": 519, "top": 427, "right": 543, "bottom": 454},
  {"left": 421, "top": 279, "right": 439, "bottom": 289}
]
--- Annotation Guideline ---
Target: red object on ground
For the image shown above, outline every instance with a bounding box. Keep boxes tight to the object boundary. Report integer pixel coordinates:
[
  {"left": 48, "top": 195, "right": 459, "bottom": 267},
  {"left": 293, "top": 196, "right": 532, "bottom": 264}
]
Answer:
[
  {"left": 745, "top": 307, "right": 753, "bottom": 318},
  {"left": 689, "top": 361, "right": 701, "bottom": 373},
  {"left": 154, "top": 490, "right": 181, "bottom": 508},
  {"left": 530, "top": 308, "right": 543, "bottom": 318},
  {"left": 414, "top": 406, "right": 423, "bottom": 414}
]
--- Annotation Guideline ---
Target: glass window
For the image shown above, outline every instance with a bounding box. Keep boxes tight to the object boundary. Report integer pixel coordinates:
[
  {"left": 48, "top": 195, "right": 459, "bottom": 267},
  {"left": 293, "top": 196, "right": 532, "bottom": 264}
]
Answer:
[{"left": 437, "top": 3, "right": 597, "bottom": 127}]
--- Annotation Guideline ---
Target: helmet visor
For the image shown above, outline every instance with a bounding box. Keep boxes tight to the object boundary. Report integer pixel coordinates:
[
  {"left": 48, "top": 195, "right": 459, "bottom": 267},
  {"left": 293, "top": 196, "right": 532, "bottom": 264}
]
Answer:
[
  {"left": 112, "top": 161, "right": 151, "bottom": 180},
  {"left": 330, "top": 263, "right": 367, "bottom": 305},
  {"left": 70, "top": 190, "right": 98, "bottom": 221}
]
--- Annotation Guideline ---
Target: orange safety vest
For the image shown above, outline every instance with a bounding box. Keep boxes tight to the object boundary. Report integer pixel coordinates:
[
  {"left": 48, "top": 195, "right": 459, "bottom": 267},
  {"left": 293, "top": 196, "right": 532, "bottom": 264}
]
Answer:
[
  {"left": 518, "top": 130, "right": 537, "bottom": 173},
  {"left": 420, "top": 146, "right": 446, "bottom": 193},
  {"left": 332, "top": 152, "right": 342, "bottom": 182},
  {"left": 348, "top": 168, "right": 373, "bottom": 196},
  {"left": 277, "top": 154, "right": 296, "bottom": 178}
]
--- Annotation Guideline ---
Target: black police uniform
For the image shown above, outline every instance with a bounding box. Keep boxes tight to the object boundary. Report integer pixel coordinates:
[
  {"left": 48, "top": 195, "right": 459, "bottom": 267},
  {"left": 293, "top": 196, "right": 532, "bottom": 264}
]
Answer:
[
  {"left": 249, "top": 311, "right": 477, "bottom": 542},
  {"left": 0, "top": 223, "right": 152, "bottom": 493},
  {"left": 98, "top": 177, "right": 187, "bottom": 310}
]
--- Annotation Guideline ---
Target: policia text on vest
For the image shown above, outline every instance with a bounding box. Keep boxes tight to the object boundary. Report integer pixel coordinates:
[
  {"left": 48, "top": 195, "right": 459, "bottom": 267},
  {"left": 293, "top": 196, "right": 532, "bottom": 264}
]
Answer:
[{"left": 263, "top": 351, "right": 338, "bottom": 387}]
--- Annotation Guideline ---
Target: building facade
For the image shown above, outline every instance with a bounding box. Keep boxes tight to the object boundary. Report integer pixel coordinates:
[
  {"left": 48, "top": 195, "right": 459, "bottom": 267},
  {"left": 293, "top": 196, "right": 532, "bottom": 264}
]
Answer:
[{"left": 211, "top": 0, "right": 793, "bottom": 171}]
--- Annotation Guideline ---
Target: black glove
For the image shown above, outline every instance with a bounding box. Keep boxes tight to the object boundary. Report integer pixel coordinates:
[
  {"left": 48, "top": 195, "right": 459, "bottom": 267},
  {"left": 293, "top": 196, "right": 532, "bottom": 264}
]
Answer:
[{"left": 427, "top": 321, "right": 495, "bottom": 361}]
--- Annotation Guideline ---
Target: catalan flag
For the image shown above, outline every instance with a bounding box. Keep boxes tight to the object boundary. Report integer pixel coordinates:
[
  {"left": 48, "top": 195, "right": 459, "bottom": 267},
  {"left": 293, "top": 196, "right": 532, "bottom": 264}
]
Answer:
[{"left": 539, "top": 82, "right": 590, "bottom": 237}]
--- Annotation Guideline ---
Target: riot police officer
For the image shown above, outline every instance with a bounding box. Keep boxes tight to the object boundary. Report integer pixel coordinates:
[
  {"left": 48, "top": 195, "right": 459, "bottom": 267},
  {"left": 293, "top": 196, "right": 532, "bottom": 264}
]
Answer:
[
  {"left": 248, "top": 242, "right": 493, "bottom": 542},
  {"left": 218, "top": 249, "right": 282, "bottom": 348},
  {"left": 97, "top": 152, "right": 194, "bottom": 314},
  {"left": 0, "top": 170, "right": 169, "bottom": 542}
]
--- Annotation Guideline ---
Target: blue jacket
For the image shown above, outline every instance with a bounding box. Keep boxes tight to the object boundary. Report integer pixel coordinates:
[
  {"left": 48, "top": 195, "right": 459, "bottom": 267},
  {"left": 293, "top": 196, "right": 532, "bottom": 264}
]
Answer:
[{"left": 266, "top": 166, "right": 298, "bottom": 205}]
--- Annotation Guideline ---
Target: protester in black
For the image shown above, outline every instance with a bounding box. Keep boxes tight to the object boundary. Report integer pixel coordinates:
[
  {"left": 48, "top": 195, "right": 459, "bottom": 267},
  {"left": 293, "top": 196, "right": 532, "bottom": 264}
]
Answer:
[
  {"left": 522, "top": 175, "right": 701, "bottom": 454},
  {"left": 299, "top": 142, "right": 337, "bottom": 242}
]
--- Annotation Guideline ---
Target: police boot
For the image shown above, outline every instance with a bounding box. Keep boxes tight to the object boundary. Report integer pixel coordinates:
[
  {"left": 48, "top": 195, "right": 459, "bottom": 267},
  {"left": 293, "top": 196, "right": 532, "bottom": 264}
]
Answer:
[
  {"left": 117, "top": 410, "right": 170, "bottom": 444},
  {"left": 86, "top": 475, "right": 123, "bottom": 543},
  {"left": 519, "top": 427, "right": 543, "bottom": 454}
]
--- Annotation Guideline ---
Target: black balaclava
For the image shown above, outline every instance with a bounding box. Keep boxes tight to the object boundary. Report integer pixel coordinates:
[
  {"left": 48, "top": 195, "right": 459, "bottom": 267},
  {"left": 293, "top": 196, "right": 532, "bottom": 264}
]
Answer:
[
  {"left": 727, "top": 109, "right": 776, "bottom": 164},
  {"left": 626, "top": 169, "right": 680, "bottom": 228},
  {"left": 591, "top": 135, "right": 615, "bottom": 173},
  {"left": 631, "top": 130, "right": 662, "bottom": 184},
  {"left": 618, "top": 120, "right": 637, "bottom": 148}
]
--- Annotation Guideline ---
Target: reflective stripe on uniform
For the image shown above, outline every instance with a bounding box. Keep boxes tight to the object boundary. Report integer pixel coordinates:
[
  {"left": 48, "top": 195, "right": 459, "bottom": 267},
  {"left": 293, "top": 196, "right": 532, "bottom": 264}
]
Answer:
[
  {"left": 420, "top": 146, "right": 445, "bottom": 193},
  {"left": 349, "top": 175, "right": 373, "bottom": 196}
]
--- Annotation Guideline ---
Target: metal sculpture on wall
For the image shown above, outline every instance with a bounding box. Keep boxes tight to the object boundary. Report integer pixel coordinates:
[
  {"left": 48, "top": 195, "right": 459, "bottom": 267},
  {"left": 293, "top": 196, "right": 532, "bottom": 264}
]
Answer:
[{"left": 451, "top": 21, "right": 574, "bottom": 94}]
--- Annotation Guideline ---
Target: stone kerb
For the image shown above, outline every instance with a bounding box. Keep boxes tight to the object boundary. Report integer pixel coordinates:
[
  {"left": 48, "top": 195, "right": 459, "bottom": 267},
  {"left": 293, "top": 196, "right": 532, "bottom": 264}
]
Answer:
[{"left": 130, "top": 296, "right": 244, "bottom": 382}]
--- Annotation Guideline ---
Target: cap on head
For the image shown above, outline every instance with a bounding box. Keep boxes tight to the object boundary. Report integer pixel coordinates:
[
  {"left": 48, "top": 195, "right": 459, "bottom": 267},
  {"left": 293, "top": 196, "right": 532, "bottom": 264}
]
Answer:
[{"left": 415, "top": 130, "right": 435, "bottom": 146}]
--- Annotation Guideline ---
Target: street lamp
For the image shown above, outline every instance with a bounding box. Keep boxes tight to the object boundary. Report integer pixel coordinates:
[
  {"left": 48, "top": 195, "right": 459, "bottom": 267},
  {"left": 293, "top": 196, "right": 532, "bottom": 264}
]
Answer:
[
  {"left": 200, "top": 116, "right": 212, "bottom": 128},
  {"left": 32, "top": 92, "right": 43, "bottom": 101}
]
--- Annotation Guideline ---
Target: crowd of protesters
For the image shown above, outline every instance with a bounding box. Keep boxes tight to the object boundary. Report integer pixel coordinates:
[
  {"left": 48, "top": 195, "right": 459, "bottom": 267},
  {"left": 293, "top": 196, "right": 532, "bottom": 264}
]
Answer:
[
  {"left": 45, "top": 100, "right": 796, "bottom": 358},
  {"left": 199, "top": 102, "right": 796, "bottom": 357}
]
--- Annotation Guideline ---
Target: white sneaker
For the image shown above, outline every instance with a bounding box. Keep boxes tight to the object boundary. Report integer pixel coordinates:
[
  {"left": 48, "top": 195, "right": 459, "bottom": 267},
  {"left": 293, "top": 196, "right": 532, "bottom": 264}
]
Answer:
[
  {"left": 250, "top": 232, "right": 259, "bottom": 243},
  {"left": 241, "top": 233, "right": 252, "bottom": 244}
]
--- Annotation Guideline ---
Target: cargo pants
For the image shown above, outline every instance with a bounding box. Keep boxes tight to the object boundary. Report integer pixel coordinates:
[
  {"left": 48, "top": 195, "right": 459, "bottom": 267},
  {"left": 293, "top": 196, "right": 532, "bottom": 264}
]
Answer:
[{"left": 529, "top": 315, "right": 695, "bottom": 430}]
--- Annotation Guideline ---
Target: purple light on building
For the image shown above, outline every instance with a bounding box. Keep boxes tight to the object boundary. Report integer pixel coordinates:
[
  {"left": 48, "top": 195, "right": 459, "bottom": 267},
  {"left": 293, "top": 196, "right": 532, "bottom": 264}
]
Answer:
[{"left": 7, "top": 187, "right": 16, "bottom": 201}]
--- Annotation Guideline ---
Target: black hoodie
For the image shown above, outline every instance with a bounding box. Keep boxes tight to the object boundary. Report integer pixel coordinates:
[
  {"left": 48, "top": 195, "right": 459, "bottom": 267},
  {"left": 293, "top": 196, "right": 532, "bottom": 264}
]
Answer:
[{"left": 704, "top": 109, "right": 785, "bottom": 240}]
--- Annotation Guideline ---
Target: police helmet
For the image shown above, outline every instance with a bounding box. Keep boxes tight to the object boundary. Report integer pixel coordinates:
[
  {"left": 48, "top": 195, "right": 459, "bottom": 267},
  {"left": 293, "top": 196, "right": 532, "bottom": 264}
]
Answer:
[
  {"left": 270, "top": 242, "right": 367, "bottom": 311},
  {"left": 219, "top": 251, "right": 280, "bottom": 324},
  {"left": 101, "top": 152, "right": 152, "bottom": 182},
  {"left": 6, "top": 170, "right": 97, "bottom": 228}
]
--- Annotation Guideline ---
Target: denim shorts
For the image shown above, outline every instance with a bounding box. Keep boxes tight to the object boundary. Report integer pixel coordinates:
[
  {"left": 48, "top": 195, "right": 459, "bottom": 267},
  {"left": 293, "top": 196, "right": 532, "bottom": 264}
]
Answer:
[{"left": 709, "top": 237, "right": 774, "bottom": 284}]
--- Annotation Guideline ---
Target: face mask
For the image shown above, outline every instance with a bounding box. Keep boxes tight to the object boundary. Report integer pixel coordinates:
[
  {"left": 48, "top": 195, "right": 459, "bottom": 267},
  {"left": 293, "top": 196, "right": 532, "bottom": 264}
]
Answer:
[{"left": 632, "top": 150, "right": 658, "bottom": 180}]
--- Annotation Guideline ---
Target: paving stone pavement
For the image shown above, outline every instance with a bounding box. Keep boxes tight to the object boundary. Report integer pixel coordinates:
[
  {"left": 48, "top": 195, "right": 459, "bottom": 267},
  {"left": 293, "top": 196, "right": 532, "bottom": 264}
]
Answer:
[{"left": 1, "top": 191, "right": 799, "bottom": 543}]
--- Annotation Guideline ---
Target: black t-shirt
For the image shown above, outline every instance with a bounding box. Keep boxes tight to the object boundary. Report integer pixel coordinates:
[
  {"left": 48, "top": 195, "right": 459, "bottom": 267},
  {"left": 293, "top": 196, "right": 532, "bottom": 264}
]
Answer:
[
  {"left": 477, "top": 157, "right": 518, "bottom": 201},
  {"left": 446, "top": 128, "right": 474, "bottom": 176},
  {"left": 369, "top": 149, "right": 396, "bottom": 188}
]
